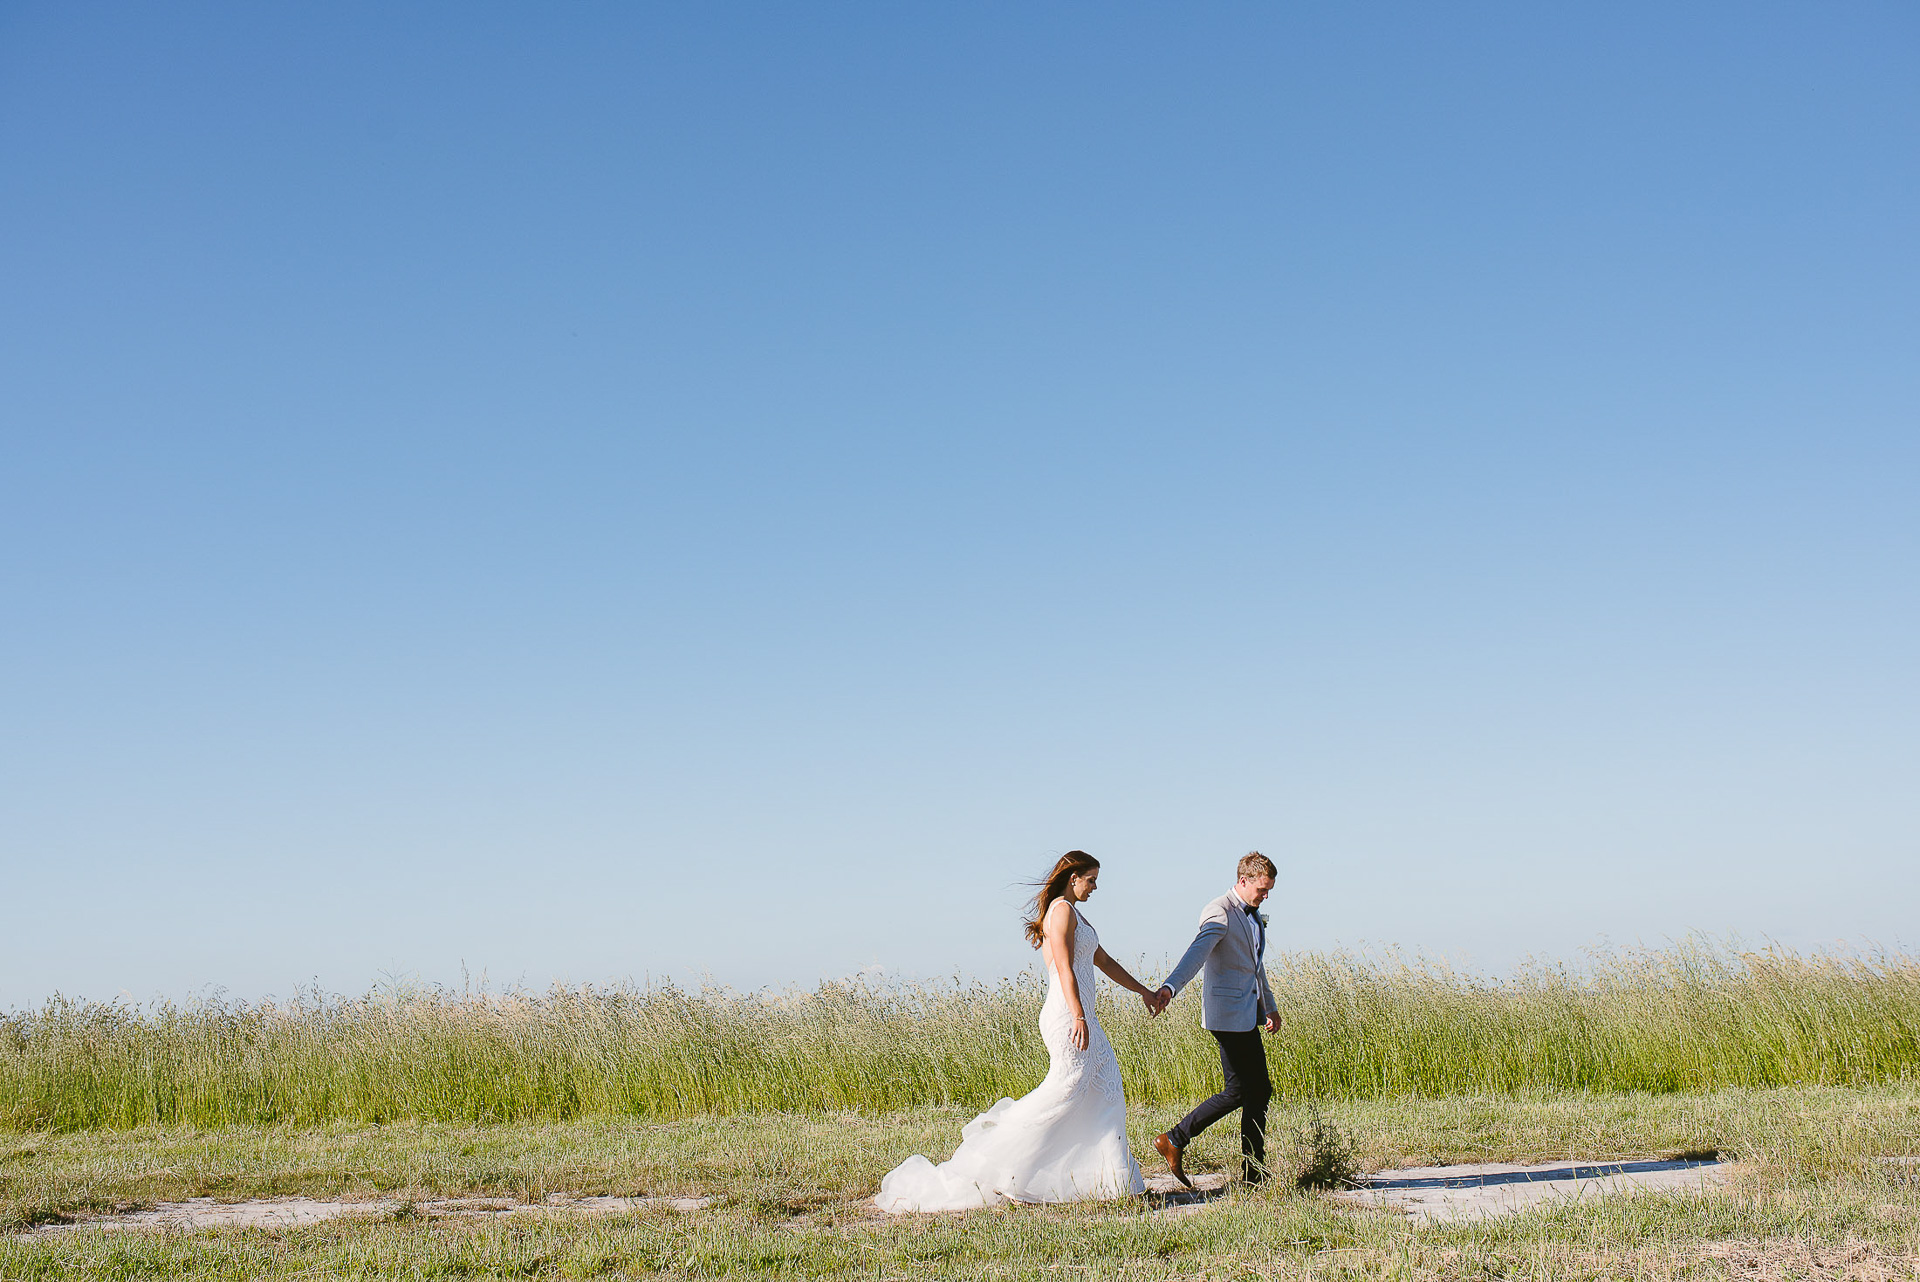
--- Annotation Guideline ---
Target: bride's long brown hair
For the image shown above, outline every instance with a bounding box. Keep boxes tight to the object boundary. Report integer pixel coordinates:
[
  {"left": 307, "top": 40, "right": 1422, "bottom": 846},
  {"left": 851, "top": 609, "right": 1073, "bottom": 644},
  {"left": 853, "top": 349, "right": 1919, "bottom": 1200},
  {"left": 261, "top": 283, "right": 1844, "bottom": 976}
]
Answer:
[{"left": 1023, "top": 850, "right": 1100, "bottom": 949}]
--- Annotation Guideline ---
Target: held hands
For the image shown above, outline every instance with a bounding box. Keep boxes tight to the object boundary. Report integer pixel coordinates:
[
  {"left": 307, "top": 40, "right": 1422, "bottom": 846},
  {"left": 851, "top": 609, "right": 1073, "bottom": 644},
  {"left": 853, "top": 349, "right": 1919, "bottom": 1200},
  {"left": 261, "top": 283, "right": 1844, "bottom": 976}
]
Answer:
[{"left": 1140, "top": 985, "right": 1173, "bottom": 1017}]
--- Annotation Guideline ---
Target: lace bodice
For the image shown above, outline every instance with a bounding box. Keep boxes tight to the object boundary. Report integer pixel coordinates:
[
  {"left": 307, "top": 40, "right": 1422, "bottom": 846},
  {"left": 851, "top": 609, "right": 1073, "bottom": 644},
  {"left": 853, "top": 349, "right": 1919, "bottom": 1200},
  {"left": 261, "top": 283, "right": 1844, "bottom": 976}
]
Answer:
[
  {"left": 1038, "top": 906, "right": 1123, "bottom": 1103},
  {"left": 1042, "top": 905, "right": 1099, "bottom": 1010}
]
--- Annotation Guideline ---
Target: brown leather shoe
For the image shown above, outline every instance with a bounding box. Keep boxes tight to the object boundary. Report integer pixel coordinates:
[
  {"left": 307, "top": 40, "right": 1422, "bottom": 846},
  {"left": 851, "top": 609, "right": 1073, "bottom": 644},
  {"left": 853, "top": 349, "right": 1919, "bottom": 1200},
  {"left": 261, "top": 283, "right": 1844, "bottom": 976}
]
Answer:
[{"left": 1153, "top": 1133, "right": 1192, "bottom": 1188}]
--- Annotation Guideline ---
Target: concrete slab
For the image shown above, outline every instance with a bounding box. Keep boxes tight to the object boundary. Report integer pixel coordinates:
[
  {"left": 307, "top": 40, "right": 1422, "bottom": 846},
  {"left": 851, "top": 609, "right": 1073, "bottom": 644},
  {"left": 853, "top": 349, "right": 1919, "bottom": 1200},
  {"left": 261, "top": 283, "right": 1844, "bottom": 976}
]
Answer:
[{"left": 1332, "top": 1159, "right": 1731, "bottom": 1224}]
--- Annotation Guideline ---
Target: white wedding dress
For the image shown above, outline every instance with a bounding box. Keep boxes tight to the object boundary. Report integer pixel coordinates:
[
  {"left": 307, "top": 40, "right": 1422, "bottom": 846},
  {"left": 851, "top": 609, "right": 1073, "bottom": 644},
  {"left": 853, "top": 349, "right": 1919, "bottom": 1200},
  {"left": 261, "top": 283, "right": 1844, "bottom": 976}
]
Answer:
[{"left": 876, "top": 906, "right": 1146, "bottom": 1210}]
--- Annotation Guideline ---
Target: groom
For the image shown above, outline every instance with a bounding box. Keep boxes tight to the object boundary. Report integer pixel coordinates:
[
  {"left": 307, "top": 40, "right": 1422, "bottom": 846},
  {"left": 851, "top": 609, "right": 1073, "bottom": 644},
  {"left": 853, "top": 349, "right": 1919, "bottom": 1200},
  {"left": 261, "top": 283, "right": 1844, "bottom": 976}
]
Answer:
[{"left": 1149, "top": 852, "right": 1280, "bottom": 1186}]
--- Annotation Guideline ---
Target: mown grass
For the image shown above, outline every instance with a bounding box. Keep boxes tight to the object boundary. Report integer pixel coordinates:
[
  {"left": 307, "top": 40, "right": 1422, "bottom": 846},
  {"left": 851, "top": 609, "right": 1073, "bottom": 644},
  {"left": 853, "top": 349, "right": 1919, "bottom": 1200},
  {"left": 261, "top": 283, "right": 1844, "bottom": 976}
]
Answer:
[
  {"left": 6, "top": 942, "right": 1919, "bottom": 1130},
  {"left": 14, "top": 1194, "right": 1919, "bottom": 1282},
  {"left": 14, "top": 1191, "right": 1919, "bottom": 1282},
  {"left": 8, "top": 1089, "right": 1920, "bottom": 1277}
]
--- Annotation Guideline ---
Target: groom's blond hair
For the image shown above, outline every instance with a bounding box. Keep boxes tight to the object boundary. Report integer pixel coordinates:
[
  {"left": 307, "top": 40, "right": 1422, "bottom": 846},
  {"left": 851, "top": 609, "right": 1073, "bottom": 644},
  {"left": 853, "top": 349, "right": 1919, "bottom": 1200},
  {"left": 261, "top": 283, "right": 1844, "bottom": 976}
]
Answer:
[{"left": 1237, "top": 852, "right": 1276, "bottom": 881}]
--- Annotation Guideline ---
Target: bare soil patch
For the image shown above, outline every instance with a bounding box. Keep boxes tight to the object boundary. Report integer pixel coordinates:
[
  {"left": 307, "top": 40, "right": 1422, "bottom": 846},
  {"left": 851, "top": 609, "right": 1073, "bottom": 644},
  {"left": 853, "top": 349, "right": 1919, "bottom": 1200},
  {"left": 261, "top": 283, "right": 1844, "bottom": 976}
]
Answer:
[
  {"left": 23, "top": 1158, "right": 1735, "bottom": 1234},
  {"left": 26, "top": 1193, "right": 711, "bottom": 1234}
]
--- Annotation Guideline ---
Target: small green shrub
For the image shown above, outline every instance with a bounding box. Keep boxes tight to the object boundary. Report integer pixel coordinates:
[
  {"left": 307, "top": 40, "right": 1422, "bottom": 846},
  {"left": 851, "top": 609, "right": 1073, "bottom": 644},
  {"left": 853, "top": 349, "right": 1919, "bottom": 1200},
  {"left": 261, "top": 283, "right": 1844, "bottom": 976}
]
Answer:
[{"left": 1288, "top": 1105, "right": 1360, "bottom": 1190}]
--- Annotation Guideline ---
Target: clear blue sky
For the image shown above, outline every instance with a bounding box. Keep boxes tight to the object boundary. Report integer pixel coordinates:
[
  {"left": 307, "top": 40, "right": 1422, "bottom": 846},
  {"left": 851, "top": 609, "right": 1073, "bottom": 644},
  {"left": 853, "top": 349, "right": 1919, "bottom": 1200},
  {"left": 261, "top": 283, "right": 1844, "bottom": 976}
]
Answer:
[{"left": 3, "top": 3, "right": 1916, "bottom": 1009}]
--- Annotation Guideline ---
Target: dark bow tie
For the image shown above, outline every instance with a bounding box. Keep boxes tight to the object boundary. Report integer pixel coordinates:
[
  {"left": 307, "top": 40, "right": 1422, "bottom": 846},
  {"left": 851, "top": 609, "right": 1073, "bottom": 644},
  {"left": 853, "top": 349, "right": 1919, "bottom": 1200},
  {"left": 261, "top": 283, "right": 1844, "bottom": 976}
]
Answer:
[{"left": 1243, "top": 902, "right": 1259, "bottom": 916}]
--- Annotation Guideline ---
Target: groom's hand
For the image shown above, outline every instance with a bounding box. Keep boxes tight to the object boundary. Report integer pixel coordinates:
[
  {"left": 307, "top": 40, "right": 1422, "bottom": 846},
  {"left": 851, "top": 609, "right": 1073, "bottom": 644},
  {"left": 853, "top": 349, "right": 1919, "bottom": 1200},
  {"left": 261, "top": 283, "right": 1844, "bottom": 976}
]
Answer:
[
  {"left": 1262, "top": 1012, "right": 1280, "bottom": 1033},
  {"left": 1150, "top": 985, "right": 1173, "bottom": 1016}
]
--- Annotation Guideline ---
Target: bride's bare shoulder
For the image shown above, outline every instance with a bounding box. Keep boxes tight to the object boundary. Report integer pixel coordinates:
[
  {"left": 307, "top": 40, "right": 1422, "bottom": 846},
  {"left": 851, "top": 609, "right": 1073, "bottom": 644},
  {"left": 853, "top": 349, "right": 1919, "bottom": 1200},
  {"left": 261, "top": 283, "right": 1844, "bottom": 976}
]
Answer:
[{"left": 1043, "top": 897, "right": 1077, "bottom": 934}]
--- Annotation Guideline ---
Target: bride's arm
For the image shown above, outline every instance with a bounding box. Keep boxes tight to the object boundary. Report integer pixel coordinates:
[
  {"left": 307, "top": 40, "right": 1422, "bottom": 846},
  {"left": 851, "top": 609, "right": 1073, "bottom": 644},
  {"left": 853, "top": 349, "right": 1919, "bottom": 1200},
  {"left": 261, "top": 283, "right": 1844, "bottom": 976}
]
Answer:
[
  {"left": 1092, "top": 947, "right": 1152, "bottom": 997},
  {"left": 1041, "top": 899, "right": 1089, "bottom": 1050}
]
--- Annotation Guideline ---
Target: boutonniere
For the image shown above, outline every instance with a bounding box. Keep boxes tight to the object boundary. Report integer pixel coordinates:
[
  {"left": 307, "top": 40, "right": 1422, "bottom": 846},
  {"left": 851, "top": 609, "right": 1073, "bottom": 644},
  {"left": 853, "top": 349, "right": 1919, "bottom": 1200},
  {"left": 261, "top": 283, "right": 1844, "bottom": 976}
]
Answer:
[{"left": 1258, "top": 914, "right": 1269, "bottom": 928}]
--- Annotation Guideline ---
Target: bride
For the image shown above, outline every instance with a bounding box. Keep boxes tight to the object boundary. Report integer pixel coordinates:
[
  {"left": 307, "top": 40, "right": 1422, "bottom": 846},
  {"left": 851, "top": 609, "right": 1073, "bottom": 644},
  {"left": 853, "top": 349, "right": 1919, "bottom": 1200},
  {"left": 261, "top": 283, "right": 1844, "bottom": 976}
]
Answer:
[{"left": 876, "top": 851, "right": 1161, "bottom": 1211}]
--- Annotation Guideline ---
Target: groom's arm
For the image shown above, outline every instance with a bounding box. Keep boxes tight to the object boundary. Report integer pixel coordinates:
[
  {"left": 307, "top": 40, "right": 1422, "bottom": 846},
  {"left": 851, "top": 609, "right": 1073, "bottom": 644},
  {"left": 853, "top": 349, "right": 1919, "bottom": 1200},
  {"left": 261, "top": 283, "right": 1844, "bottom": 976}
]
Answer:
[{"left": 1159, "top": 919, "right": 1227, "bottom": 1000}]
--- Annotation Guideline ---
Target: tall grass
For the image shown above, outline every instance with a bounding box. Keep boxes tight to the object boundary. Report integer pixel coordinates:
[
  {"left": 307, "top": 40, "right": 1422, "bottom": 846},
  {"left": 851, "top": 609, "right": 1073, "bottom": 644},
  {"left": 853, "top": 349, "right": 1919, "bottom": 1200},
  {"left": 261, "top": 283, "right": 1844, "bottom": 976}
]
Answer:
[{"left": 5, "top": 942, "right": 1918, "bottom": 1131}]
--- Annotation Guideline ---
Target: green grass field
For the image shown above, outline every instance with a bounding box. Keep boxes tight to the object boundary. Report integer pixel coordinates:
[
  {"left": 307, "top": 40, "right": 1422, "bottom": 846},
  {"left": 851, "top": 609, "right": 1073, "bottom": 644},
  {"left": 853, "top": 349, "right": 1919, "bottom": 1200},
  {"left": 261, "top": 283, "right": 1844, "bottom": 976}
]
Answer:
[
  {"left": 7, "top": 941, "right": 1918, "bottom": 1130},
  {"left": 6, "top": 1089, "right": 1920, "bottom": 1278},
  {"left": 7, "top": 941, "right": 1920, "bottom": 1277}
]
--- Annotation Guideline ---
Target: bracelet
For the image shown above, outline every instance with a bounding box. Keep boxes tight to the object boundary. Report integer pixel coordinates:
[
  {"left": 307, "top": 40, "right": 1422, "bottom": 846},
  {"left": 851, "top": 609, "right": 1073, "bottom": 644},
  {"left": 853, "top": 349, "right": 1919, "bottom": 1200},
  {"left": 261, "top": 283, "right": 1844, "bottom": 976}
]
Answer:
[{"left": 1073, "top": 1016, "right": 1086, "bottom": 1022}]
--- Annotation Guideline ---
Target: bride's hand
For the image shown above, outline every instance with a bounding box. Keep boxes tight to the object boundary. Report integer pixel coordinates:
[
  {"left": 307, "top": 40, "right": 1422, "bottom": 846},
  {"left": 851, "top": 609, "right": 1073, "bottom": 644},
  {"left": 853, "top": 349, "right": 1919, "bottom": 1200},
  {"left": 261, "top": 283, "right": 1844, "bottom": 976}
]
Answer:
[{"left": 1069, "top": 1015, "right": 1089, "bottom": 1050}]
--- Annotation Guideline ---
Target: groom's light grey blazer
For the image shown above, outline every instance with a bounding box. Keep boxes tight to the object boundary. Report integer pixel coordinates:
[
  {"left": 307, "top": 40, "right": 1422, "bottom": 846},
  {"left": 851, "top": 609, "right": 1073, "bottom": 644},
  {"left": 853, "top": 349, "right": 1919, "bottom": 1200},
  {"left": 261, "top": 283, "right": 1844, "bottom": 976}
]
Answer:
[{"left": 1161, "top": 891, "right": 1277, "bottom": 1032}]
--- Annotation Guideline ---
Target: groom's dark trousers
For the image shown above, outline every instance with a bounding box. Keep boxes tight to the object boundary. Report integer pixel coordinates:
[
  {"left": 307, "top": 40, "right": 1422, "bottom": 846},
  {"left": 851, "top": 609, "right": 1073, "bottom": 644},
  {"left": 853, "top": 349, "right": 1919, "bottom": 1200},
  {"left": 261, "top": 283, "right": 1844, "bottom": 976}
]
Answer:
[{"left": 1168, "top": 1029, "right": 1271, "bottom": 1179}]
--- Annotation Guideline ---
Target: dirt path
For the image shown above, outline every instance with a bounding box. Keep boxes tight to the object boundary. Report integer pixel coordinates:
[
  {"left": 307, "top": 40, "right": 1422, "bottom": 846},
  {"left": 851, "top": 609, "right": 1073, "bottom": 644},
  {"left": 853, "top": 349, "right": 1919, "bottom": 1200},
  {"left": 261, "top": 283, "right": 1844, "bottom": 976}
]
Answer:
[
  {"left": 1332, "top": 1158, "right": 1734, "bottom": 1223},
  {"left": 21, "top": 1159, "right": 1733, "bottom": 1233},
  {"left": 27, "top": 1194, "right": 712, "bottom": 1234}
]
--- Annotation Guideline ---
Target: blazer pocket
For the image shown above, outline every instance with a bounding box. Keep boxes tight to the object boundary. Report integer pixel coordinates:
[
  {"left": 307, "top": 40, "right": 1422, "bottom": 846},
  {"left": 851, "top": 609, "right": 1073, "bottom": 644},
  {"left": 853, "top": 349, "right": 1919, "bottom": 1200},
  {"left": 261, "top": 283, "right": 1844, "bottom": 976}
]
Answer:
[{"left": 1207, "top": 982, "right": 1251, "bottom": 1001}]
